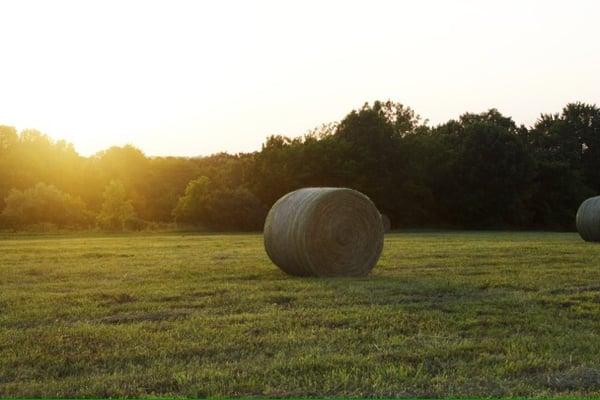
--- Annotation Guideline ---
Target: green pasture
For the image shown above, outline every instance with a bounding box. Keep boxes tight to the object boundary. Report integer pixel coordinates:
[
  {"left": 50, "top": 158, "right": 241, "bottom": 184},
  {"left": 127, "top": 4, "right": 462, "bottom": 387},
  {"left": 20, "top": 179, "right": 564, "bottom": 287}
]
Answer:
[{"left": 1, "top": 231, "right": 600, "bottom": 397}]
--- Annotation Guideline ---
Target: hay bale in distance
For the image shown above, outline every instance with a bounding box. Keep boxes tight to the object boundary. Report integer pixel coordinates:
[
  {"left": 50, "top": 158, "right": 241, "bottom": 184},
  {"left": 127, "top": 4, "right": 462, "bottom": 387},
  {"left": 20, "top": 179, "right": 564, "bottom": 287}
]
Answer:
[
  {"left": 576, "top": 196, "right": 600, "bottom": 242},
  {"left": 380, "top": 213, "right": 391, "bottom": 233},
  {"left": 263, "top": 187, "right": 384, "bottom": 277}
]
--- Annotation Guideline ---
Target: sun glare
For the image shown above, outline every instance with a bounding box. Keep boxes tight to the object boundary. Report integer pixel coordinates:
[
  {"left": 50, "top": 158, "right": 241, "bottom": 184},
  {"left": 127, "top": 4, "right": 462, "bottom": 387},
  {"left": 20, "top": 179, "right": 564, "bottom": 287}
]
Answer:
[{"left": 0, "top": 0, "right": 599, "bottom": 157}]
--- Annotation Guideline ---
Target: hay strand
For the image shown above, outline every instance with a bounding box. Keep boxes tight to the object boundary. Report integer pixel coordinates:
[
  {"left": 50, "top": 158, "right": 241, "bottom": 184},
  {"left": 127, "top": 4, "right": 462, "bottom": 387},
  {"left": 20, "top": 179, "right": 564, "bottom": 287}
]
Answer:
[
  {"left": 576, "top": 196, "right": 600, "bottom": 242},
  {"left": 263, "top": 187, "right": 384, "bottom": 277}
]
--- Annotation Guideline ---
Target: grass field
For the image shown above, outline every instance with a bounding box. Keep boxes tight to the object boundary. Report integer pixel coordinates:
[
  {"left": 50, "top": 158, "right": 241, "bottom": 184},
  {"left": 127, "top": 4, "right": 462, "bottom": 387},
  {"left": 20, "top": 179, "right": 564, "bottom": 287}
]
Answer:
[{"left": 2, "top": 231, "right": 600, "bottom": 397}]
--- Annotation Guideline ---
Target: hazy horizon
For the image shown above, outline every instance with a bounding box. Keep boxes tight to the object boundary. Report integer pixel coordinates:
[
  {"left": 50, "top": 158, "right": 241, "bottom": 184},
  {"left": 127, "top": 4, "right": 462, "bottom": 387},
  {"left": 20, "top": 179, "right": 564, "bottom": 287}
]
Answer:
[{"left": 1, "top": 0, "right": 599, "bottom": 157}]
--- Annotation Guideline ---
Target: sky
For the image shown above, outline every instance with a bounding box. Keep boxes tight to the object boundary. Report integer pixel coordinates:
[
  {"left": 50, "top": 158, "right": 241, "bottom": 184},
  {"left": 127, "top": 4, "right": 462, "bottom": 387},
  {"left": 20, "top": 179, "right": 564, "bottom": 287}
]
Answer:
[{"left": 0, "top": 0, "right": 599, "bottom": 157}]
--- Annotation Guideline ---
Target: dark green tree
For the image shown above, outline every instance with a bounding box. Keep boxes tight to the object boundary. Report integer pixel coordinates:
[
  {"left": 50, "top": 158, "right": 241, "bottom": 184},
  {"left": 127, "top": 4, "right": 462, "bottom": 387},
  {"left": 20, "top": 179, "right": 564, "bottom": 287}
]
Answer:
[
  {"left": 332, "top": 101, "right": 428, "bottom": 227},
  {"left": 430, "top": 110, "right": 536, "bottom": 227},
  {"left": 173, "top": 176, "right": 265, "bottom": 231},
  {"left": 524, "top": 104, "right": 600, "bottom": 228}
]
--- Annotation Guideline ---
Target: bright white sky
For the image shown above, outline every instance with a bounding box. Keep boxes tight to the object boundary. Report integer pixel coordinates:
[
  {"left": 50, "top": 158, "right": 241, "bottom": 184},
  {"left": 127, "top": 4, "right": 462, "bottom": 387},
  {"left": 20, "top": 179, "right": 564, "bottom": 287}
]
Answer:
[{"left": 0, "top": 0, "right": 599, "bottom": 156}]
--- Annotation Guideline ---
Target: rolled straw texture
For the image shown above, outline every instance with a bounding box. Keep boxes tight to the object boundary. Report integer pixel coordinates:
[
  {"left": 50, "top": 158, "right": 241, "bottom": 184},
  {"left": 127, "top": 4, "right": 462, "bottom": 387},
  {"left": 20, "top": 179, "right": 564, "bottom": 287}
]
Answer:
[
  {"left": 576, "top": 196, "right": 600, "bottom": 242},
  {"left": 263, "top": 187, "right": 384, "bottom": 277}
]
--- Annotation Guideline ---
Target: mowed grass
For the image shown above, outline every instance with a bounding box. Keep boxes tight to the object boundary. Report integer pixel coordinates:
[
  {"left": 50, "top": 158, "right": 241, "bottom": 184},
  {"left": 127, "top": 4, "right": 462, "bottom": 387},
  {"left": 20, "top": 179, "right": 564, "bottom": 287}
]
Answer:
[{"left": 2, "top": 231, "right": 600, "bottom": 397}]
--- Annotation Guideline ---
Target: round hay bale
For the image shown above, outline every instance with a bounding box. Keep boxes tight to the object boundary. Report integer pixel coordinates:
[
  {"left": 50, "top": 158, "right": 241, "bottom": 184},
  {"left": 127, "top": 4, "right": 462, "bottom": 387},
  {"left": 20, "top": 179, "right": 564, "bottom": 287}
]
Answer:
[
  {"left": 576, "top": 196, "right": 600, "bottom": 242},
  {"left": 380, "top": 213, "right": 391, "bottom": 233},
  {"left": 263, "top": 187, "right": 384, "bottom": 277}
]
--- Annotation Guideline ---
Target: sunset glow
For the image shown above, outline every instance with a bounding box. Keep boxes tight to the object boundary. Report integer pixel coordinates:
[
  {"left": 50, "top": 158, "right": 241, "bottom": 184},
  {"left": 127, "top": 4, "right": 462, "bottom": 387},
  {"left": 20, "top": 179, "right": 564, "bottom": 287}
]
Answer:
[{"left": 1, "top": 0, "right": 599, "bottom": 156}]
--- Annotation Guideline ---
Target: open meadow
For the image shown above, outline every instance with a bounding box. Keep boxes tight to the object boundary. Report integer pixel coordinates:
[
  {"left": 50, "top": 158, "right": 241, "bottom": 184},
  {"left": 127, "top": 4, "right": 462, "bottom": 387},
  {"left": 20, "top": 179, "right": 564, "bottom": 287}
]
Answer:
[{"left": 2, "top": 231, "right": 600, "bottom": 397}]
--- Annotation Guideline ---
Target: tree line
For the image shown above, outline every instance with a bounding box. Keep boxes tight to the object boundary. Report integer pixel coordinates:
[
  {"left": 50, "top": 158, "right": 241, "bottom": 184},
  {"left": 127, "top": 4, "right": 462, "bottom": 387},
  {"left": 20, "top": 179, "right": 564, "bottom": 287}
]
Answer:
[{"left": 1, "top": 100, "right": 599, "bottom": 231}]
